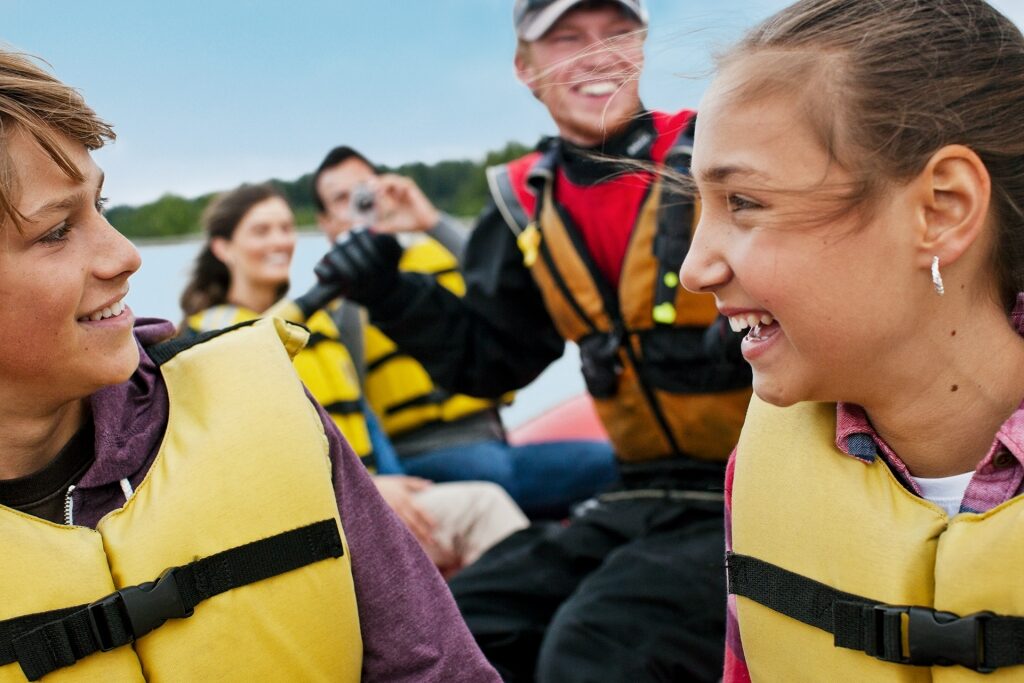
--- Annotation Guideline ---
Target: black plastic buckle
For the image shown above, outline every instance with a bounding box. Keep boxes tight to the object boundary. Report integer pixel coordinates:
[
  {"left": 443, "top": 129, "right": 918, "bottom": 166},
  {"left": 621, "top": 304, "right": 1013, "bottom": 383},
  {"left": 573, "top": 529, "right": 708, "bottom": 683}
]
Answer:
[
  {"left": 867, "top": 605, "right": 909, "bottom": 664},
  {"left": 906, "top": 607, "right": 993, "bottom": 673},
  {"left": 87, "top": 567, "right": 193, "bottom": 652}
]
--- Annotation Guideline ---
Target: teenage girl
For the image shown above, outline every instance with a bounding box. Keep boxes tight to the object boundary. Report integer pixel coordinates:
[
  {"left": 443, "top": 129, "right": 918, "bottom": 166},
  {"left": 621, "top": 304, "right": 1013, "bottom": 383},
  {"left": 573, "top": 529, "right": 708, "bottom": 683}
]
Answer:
[{"left": 680, "top": 0, "right": 1024, "bottom": 679}]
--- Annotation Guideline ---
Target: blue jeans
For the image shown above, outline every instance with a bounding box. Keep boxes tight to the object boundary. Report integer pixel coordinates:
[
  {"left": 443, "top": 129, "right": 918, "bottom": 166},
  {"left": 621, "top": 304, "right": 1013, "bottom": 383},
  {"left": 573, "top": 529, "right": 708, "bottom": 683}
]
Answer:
[{"left": 400, "top": 439, "right": 619, "bottom": 519}]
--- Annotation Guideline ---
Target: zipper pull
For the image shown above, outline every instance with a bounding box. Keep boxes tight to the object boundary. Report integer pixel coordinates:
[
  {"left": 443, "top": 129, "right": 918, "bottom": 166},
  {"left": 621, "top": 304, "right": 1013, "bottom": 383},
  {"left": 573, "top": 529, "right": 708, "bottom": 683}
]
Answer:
[{"left": 63, "top": 484, "right": 76, "bottom": 526}]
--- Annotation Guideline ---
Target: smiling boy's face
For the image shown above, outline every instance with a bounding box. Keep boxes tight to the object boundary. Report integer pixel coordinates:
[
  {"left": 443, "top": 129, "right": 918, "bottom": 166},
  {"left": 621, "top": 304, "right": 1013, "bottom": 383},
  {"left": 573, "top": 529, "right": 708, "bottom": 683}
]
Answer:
[
  {"left": 515, "top": 4, "right": 645, "bottom": 147},
  {"left": 0, "top": 126, "right": 141, "bottom": 406}
]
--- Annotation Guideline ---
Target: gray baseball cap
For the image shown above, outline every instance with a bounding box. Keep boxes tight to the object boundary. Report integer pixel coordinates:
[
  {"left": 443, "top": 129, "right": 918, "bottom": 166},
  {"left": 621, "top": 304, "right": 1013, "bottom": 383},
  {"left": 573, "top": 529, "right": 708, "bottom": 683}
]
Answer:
[{"left": 514, "top": 0, "right": 649, "bottom": 42}]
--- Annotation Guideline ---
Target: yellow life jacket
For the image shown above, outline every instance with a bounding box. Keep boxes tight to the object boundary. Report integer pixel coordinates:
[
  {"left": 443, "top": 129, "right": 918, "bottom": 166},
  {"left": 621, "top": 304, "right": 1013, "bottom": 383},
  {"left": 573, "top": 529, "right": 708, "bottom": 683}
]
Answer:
[
  {"left": 488, "top": 134, "right": 751, "bottom": 462},
  {"left": 729, "top": 396, "right": 1024, "bottom": 680},
  {"left": 187, "top": 304, "right": 375, "bottom": 471},
  {"left": 363, "top": 237, "right": 510, "bottom": 439},
  {"left": 0, "top": 318, "right": 361, "bottom": 681}
]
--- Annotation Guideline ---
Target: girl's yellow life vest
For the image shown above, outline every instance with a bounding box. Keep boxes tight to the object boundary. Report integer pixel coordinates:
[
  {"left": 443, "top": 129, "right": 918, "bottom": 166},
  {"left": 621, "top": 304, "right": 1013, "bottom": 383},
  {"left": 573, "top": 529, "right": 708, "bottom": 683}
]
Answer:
[
  {"left": 363, "top": 238, "right": 510, "bottom": 439},
  {"left": 187, "top": 304, "right": 375, "bottom": 469},
  {"left": 0, "top": 318, "right": 361, "bottom": 681},
  {"left": 731, "top": 396, "right": 1024, "bottom": 681}
]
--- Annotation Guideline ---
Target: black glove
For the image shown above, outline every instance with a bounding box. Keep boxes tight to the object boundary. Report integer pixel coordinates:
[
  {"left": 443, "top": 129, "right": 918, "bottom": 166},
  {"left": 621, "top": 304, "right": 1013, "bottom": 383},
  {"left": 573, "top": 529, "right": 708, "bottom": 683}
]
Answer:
[
  {"left": 291, "top": 229, "right": 403, "bottom": 317},
  {"left": 291, "top": 281, "right": 343, "bottom": 319},
  {"left": 313, "top": 228, "right": 403, "bottom": 305}
]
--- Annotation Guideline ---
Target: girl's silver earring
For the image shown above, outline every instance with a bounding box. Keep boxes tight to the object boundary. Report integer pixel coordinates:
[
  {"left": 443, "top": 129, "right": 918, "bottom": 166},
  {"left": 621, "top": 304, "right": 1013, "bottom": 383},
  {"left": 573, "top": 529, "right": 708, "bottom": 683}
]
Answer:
[{"left": 932, "top": 256, "right": 945, "bottom": 296}]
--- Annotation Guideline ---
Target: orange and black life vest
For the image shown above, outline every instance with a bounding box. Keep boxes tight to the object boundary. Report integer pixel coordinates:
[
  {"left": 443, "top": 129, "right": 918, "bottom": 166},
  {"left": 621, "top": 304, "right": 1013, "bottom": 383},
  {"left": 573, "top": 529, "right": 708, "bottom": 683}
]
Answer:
[{"left": 487, "top": 112, "right": 751, "bottom": 462}]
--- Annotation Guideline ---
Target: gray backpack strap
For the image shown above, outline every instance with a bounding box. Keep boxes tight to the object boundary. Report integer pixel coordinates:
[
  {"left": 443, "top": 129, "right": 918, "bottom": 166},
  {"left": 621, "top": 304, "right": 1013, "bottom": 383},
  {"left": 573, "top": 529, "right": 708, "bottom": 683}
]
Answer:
[{"left": 486, "top": 163, "right": 531, "bottom": 237}]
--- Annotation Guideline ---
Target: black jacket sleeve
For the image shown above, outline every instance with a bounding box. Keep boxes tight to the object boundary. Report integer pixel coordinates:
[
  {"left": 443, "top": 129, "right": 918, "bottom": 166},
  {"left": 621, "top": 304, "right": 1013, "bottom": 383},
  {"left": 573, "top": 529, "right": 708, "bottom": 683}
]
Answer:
[{"left": 366, "top": 201, "right": 565, "bottom": 398}]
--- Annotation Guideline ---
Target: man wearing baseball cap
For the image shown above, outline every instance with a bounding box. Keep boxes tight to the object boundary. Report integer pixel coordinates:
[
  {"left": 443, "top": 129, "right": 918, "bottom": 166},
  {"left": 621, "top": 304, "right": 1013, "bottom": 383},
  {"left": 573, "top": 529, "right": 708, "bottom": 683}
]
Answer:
[
  {"left": 309, "top": 1, "right": 751, "bottom": 680},
  {"left": 514, "top": 0, "right": 648, "bottom": 41}
]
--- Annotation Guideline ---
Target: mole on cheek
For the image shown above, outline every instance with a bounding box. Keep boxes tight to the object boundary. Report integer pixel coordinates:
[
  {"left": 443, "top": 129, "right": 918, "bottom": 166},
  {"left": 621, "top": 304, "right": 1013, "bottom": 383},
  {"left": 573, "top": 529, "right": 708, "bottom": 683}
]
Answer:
[
  {"left": 951, "top": 384, "right": 959, "bottom": 392},
  {"left": 951, "top": 330, "right": 957, "bottom": 337}
]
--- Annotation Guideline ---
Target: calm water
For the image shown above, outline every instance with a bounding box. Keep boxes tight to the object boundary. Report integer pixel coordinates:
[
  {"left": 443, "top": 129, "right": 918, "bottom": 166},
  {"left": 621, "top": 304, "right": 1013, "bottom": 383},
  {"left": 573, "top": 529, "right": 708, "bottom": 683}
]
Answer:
[{"left": 131, "top": 233, "right": 583, "bottom": 427}]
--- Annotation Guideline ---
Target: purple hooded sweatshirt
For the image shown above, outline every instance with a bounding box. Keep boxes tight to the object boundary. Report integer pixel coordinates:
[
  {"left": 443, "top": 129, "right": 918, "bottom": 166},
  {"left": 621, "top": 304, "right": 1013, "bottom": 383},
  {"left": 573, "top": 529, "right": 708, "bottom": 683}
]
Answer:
[{"left": 69, "top": 318, "right": 498, "bottom": 682}]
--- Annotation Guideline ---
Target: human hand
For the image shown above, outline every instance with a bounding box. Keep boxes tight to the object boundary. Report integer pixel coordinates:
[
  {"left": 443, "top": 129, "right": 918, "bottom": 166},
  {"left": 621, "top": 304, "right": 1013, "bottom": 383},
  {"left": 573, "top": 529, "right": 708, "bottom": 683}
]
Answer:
[
  {"left": 313, "top": 228, "right": 403, "bottom": 304},
  {"left": 372, "top": 475, "right": 438, "bottom": 545},
  {"left": 373, "top": 475, "right": 461, "bottom": 570},
  {"left": 372, "top": 174, "right": 440, "bottom": 234}
]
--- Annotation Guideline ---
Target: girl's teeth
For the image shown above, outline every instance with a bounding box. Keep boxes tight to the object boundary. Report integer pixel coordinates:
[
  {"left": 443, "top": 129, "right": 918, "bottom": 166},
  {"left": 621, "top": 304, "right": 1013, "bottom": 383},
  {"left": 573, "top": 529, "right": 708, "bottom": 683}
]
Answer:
[{"left": 727, "top": 313, "right": 776, "bottom": 333}]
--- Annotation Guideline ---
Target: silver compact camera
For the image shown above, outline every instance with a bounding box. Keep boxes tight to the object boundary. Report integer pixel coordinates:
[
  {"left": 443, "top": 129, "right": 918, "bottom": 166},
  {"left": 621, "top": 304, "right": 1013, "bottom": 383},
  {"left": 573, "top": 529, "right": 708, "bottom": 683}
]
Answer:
[{"left": 349, "top": 183, "right": 377, "bottom": 226}]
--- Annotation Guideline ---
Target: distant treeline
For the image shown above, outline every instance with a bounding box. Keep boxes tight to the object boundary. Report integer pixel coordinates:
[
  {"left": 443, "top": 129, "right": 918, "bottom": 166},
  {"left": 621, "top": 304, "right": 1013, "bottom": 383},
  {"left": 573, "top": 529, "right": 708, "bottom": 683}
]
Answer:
[{"left": 108, "top": 141, "right": 533, "bottom": 240}]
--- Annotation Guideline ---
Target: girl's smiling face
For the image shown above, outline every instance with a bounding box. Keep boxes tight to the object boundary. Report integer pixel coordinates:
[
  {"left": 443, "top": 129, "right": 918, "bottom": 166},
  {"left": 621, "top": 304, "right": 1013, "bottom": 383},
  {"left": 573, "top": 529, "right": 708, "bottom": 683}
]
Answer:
[
  {"left": 0, "top": 127, "right": 141, "bottom": 406},
  {"left": 680, "top": 66, "right": 932, "bottom": 408}
]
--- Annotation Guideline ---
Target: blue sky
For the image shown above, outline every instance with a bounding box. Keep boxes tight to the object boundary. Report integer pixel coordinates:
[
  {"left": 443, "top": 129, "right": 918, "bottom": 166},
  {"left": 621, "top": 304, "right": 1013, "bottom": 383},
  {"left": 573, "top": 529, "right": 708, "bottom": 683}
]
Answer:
[{"left": 6, "top": 1, "right": 1024, "bottom": 207}]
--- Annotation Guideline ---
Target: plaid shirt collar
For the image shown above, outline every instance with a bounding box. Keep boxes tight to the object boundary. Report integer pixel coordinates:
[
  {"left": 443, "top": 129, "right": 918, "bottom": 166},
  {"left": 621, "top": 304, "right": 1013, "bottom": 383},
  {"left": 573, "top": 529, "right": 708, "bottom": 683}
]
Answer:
[{"left": 833, "top": 294, "right": 1024, "bottom": 506}]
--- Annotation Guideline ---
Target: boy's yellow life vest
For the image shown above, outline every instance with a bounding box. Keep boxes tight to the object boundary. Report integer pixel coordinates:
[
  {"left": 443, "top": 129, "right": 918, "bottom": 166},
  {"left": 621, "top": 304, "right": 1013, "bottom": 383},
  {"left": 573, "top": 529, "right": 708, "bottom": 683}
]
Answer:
[
  {"left": 363, "top": 237, "right": 510, "bottom": 439},
  {"left": 730, "top": 396, "right": 1024, "bottom": 681},
  {"left": 187, "top": 304, "right": 375, "bottom": 469},
  {"left": 0, "top": 318, "right": 361, "bottom": 681}
]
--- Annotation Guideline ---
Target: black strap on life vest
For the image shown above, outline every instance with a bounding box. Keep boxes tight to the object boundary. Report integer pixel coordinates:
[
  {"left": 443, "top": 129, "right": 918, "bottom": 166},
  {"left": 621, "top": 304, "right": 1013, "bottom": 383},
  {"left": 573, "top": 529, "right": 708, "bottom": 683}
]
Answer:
[
  {"left": 727, "top": 551, "right": 1024, "bottom": 673},
  {"left": 147, "top": 319, "right": 260, "bottom": 366},
  {"left": 321, "top": 399, "right": 364, "bottom": 416},
  {"left": 1, "top": 519, "right": 344, "bottom": 681},
  {"left": 651, "top": 117, "right": 697, "bottom": 327}
]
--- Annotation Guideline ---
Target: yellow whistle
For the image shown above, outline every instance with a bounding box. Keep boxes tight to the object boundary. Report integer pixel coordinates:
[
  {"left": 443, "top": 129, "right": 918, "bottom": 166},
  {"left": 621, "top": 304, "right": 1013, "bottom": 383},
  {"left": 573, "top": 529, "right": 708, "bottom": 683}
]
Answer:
[{"left": 517, "top": 223, "right": 542, "bottom": 267}]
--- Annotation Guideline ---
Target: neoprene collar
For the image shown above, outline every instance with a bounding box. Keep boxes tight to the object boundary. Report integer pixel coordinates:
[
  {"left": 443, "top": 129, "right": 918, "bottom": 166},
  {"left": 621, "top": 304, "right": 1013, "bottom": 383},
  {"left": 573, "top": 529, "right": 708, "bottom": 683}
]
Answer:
[{"left": 557, "top": 109, "right": 656, "bottom": 186}]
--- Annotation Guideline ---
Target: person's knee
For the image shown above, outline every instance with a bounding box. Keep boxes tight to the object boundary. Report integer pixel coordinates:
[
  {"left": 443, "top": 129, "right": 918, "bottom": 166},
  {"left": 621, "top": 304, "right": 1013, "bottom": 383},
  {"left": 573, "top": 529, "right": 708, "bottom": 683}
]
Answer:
[
  {"left": 537, "top": 604, "right": 723, "bottom": 683},
  {"left": 535, "top": 603, "right": 618, "bottom": 682}
]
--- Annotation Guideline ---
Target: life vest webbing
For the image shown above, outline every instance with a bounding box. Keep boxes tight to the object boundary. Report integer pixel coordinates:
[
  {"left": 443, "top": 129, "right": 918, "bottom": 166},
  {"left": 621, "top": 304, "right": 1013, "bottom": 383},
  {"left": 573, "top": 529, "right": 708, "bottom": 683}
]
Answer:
[
  {"left": 541, "top": 178, "right": 686, "bottom": 458},
  {"left": 547, "top": 197, "right": 685, "bottom": 457},
  {"left": 727, "top": 551, "right": 1024, "bottom": 673},
  {"left": 367, "top": 349, "right": 402, "bottom": 373},
  {"left": 537, "top": 228, "right": 600, "bottom": 336},
  {"left": 385, "top": 389, "right": 451, "bottom": 416},
  {"left": 4, "top": 519, "right": 344, "bottom": 681},
  {"left": 322, "top": 399, "right": 363, "bottom": 416},
  {"left": 306, "top": 331, "right": 332, "bottom": 348},
  {"left": 148, "top": 320, "right": 259, "bottom": 365},
  {"left": 651, "top": 123, "right": 696, "bottom": 326}
]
